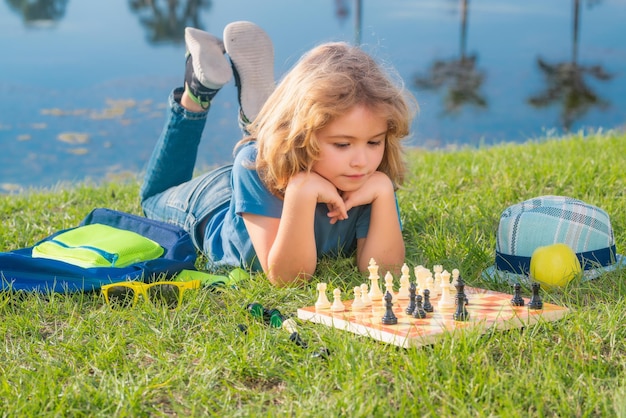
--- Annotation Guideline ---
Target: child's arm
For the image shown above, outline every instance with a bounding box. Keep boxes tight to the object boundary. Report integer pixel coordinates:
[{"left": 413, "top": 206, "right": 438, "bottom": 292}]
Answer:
[
  {"left": 340, "top": 171, "right": 405, "bottom": 274},
  {"left": 243, "top": 171, "right": 348, "bottom": 286}
]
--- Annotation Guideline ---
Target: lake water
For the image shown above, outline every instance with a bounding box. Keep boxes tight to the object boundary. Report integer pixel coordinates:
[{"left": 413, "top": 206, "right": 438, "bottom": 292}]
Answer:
[{"left": 1, "top": 0, "right": 625, "bottom": 192}]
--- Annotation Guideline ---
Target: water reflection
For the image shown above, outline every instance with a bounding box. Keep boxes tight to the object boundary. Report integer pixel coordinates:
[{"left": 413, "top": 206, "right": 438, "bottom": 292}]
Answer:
[
  {"left": 527, "top": 0, "right": 612, "bottom": 131},
  {"left": 413, "top": 0, "right": 487, "bottom": 114},
  {"left": 3, "top": 0, "right": 617, "bottom": 131},
  {"left": 128, "top": 0, "right": 213, "bottom": 44},
  {"left": 6, "top": 0, "right": 67, "bottom": 25},
  {"left": 1, "top": 0, "right": 624, "bottom": 191}
]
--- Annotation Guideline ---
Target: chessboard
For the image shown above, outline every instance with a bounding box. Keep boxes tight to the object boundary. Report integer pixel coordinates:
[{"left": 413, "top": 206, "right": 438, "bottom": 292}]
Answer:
[{"left": 297, "top": 260, "right": 570, "bottom": 348}]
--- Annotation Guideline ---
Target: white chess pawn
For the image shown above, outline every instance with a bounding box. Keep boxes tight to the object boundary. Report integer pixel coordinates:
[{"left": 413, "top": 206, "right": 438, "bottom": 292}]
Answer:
[
  {"left": 360, "top": 283, "right": 372, "bottom": 307},
  {"left": 432, "top": 272, "right": 442, "bottom": 298},
  {"left": 452, "top": 268, "right": 461, "bottom": 287},
  {"left": 397, "top": 263, "right": 411, "bottom": 299},
  {"left": 441, "top": 270, "right": 452, "bottom": 292},
  {"left": 425, "top": 272, "right": 434, "bottom": 297},
  {"left": 315, "top": 282, "right": 331, "bottom": 310},
  {"left": 415, "top": 267, "right": 428, "bottom": 295},
  {"left": 352, "top": 286, "right": 365, "bottom": 310},
  {"left": 368, "top": 258, "right": 384, "bottom": 301},
  {"left": 384, "top": 271, "right": 397, "bottom": 302},
  {"left": 330, "top": 288, "right": 345, "bottom": 312}
]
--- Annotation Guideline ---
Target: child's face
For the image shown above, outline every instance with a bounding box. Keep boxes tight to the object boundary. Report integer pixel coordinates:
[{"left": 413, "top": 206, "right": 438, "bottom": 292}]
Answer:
[{"left": 312, "top": 104, "right": 387, "bottom": 192}]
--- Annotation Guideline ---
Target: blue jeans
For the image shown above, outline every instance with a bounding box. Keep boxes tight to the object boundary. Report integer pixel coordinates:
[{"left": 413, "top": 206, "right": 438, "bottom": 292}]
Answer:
[{"left": 140, "top": 88, "right": 232, "bottom": 252}]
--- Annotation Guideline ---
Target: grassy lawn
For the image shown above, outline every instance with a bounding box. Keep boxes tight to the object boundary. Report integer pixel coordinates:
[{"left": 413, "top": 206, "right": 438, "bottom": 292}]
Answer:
[{"left": 1, "top": 131, "right": 625, "bottom": 416}]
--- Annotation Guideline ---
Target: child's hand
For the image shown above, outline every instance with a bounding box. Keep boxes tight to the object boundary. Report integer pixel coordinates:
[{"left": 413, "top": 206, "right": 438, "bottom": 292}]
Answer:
[
  {"left": 326, "top": 200, "right": 347, "bottom": 224},
  {"left": 286, "top": 172, "right": 348, "bottom": 224},
  {"left": 340, "top": 171, "right": 394, "bottom": 212}
]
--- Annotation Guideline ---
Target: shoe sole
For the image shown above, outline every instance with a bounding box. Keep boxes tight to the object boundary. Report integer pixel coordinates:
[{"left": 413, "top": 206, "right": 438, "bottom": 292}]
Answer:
[
  {"left": 185, "top": 27, "right": 232, "bottom": 90},
  {"left": 223, "top": 21, "right": 275, "bottom": 122}
]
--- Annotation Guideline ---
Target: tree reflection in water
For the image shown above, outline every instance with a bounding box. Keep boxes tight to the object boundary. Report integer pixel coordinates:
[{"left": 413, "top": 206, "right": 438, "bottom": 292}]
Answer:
[
  {"left": 128, "top": 0, "right": 213, "bottom": 44},
  {"left": 6, "top": 0, "right": 68, "bottom": 25},
  {"left": 527, "top": 0, "right": 612, "bottom": 131},
  {"left": 413, "top": 0, "right": 487, "bottom": 115}
]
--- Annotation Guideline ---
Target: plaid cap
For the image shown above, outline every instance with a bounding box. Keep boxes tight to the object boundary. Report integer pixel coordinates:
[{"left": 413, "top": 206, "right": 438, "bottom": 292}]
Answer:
[{"left": 483, "top": 195, "right": 623, "bottom": 283}]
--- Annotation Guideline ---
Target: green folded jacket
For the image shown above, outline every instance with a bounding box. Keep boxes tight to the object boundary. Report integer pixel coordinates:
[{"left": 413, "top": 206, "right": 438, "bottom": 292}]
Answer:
[{"left": 32, "top": 223, "right": 164, "bottom": 268}]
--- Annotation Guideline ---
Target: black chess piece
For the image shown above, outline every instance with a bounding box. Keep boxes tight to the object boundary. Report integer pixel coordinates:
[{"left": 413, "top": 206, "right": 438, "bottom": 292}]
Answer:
[
  {"left": 454, "top": 274, "right": 469, "bottom": 307},
  {"left": 381, "top": 291, "right": 398, "bottom": 325},
  {"left": 412, "top": 294, "right": 427, "bottom": 319},
  {"left": 453, "top": 291, "right": 469, "bottom": 321},
  {"left": 406, "top": 282, "right": 416, "bottom": 315},
  {"left": 528, "top": 282, "right": 544, "bottom": 310},
  {"left": 422, "top": 288, "right": 434, "bottom": 313},
  {"left": 511, "top": 283, "right": 525, "bottom": 307}
]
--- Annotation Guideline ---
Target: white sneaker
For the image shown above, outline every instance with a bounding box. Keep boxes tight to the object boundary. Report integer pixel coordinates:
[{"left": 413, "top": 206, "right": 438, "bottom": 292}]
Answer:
[
  {"left": 223, "top": 21, "right": 275, "bottom": 124},
  {"left": 184, "top": 27, "right": 233, "bottom": 108}
]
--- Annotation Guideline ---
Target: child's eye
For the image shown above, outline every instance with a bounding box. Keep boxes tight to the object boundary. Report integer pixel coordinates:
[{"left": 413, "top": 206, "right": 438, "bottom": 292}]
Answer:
[
  {"left": 334, "top": 143, "right": 350, "bottom": 148},
  {"left": 368, "top": 140, "right": 383, "bottom": 146}
]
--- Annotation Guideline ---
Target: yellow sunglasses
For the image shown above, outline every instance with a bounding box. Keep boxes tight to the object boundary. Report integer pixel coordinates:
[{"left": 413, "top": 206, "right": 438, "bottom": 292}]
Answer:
[{"left": 101, "top": 280, "right": 200, "bottom": 309}]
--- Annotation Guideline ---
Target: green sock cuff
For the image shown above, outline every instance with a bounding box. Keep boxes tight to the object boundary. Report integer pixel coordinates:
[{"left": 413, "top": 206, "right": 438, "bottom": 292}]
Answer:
[{"left": 184, "top": 82, "right": 211, "bottom": 110}]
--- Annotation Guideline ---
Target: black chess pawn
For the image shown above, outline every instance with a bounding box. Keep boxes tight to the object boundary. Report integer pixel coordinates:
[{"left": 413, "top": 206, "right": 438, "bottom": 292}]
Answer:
[
  {"left": 528, "top": 282, "right": 544, "bottom": 310},
  {"left": 406, "top": 282, "right": 417, "bottom": 315},
  {"left": 511, "top": 283, "right": 525, "bottom": 307},
  {"left": 412, "top": 294, "right": 427, "bottom": 319},
  {"left": 381, "top": 291, "right": 398, "bottom": 325},
  {"left": 422, "top": 288, "right": 434, "bottom": 313},
  {"left": 453, "top": 292, "right": 469, "bottom": 321}
]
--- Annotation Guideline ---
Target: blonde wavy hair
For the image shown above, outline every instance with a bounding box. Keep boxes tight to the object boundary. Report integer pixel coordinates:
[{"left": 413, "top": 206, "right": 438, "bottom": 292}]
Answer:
[{"left": 239, "top": 41, "right": 417, "bottom": 197}]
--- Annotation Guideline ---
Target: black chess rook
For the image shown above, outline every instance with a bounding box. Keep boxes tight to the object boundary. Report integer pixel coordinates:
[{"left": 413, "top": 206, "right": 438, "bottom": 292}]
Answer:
[
  {"left": 511, "top": 283, "right": 525, "bottom": 307},
  {"left": 528, "top": 282, "right": 543, "bottom": 310}
]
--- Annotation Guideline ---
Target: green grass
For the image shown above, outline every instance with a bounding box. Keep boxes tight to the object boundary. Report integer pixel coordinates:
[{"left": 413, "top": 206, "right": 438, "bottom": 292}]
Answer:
[{"left": 1, "top": 131, "right": 626, "bottom": 417}]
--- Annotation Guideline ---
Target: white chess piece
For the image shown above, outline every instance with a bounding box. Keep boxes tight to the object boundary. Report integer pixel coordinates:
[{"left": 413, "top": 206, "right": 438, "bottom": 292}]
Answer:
[
  {"left": 282, "top": 317, "right": 298, "bottom": 334},
  {"left": 452, "top": 268, "right": 460, "bottom": 287},
  {"left": 368, "top": 258, "right": 383, "bottom": 301},
  {"left": 315, "top": 282, "right": 331, "bottom": 310},
  {"left": 360, "top": 283, "right": 372, "bottom": 307},
  {"left": 437, "top": 279, "right": 455, "bottom": 309},
  {"left": 384, "top": 271, "right": 397, "bottom": 302},
  {"left": 413, "top": 266, "right": 422, "bottom": 292},
  {"left": 432, "top": 272, "right": 442, "bottom": 298},
  {"left": 433, "top": 265, "right": 443, "bottom": 276},
  {"left": 397, "top": 263, "right": 410, "bottom": 299},
  {"left": 352, "top": 286, "right": 365, "bottom": 310},
  {"left": 415, "top": 267, "right": 428, "bottom": 295},
  {"left": 425, "top": 271, "right": 434, "bottom": 297},
  {"left": 413, "top": 265, "right": 424, "bottom": 288},
  {"left": 441, "top": 270, "right": 452, "bottom": 293},
  {"left": 330, "top": 288, "right": 345, "bottom": 312}
]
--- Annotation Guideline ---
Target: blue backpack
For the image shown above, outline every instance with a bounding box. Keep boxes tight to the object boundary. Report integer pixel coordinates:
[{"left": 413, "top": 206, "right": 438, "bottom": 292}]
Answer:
[{"left": 0, "top": 208, "right": 197, "bottom": 293}]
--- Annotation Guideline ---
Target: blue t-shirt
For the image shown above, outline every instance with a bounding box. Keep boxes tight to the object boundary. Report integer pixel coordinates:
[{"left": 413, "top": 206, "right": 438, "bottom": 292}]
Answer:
[{"left": 203, "top": 142, "right": 374, "bottom": 271}]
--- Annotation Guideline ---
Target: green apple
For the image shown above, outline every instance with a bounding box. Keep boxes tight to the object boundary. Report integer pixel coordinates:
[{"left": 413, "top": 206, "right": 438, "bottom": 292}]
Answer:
[{"left": 530, "top": 243, "right": 582, "bottom": 289}]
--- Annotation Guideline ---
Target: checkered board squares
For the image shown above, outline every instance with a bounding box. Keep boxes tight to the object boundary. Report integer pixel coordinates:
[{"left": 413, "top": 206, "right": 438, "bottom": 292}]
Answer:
[{"left": 297, "top": 287, "right": 569, "bottom": 348}]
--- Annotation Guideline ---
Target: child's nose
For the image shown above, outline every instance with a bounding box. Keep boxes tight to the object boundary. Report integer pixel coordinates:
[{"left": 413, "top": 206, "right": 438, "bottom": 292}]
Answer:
[{"left": 350, "top": 147, "right": 367, "bottom": 167}]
